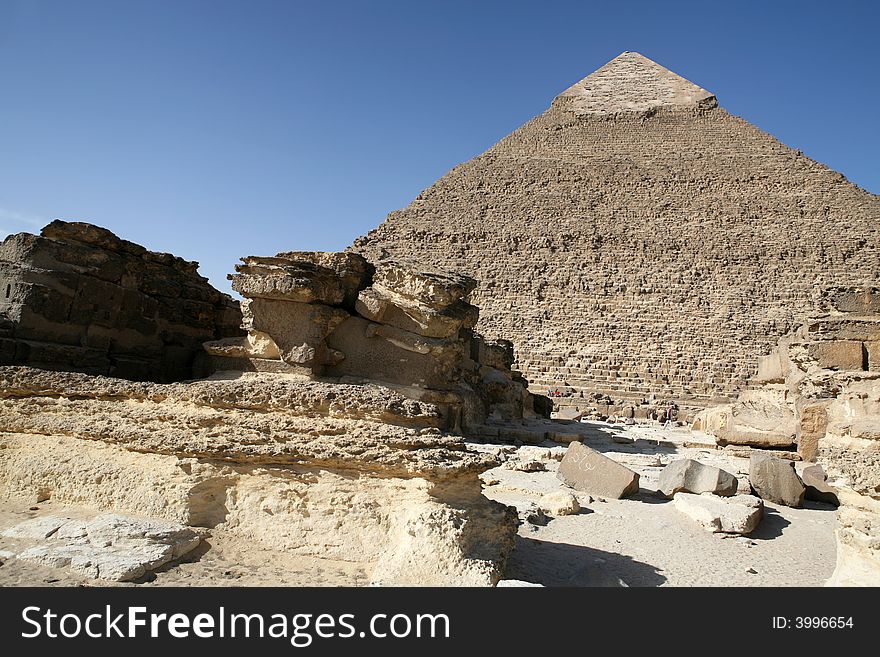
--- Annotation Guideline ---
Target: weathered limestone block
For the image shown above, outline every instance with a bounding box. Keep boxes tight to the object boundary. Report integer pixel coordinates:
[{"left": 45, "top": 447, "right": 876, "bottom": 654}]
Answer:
[
  {"left": 673, "top": 493, "right": 764, "bottom": 534},
  {"left": 756, "top": 349, "right": 785, "bottom": 383},
  {"left": 657, "top": 458, "right": 737, "bottom": 499},
  {"left": 231, "top": 256, "right": 346, "bottom": 305},
  {"left": 716, "top": 387, "right": 796, "bottom": 448},
  {"left": 324, "top": 316, "right": 463, "bottom": 390},
  {"left": 749, "top": 452, "right": 805, "bottom": 508},
  {"left": 372, "top": 262, "right": 477, "bottom": 310},
  {"left": 355, "top": 287, "right": 478, "bottom": 339},
  {"left": 556, "top": 441, "right": 639, "bottom": 499},
  {"left": 242, "top": 297, "right": 347, "bottom": 370},
  {"left": 273, "top": 251, "right": 373, "bottom": 308},
  {"left": 808, "top": 341, "right": 866, "bottom": 371},
  {"left": 796, "top": 401, "right": 830, "bottom": 462},
  {"left": 829, "top": 289, "right": 880, "bottom": 315},
  {"left": 0, "top": 221, "right": 242, "bottom": 382},
  {"left": 867, "top": 342, "right": 880, "bottom": 372}
]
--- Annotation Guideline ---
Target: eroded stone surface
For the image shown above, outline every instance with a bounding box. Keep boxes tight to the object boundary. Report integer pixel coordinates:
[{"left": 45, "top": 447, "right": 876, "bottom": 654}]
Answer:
[
  {"left": 673, "top": 493, "right": 764, "bottom": 535},
  {"left": 7, "top": 513, "right": 200, "bottom": 581},
  {"left": 0, "top": 366, "right": 518, "bottom": 585},
  {"left": 0, "top": 220, "right": 242, "bottom": 382}
]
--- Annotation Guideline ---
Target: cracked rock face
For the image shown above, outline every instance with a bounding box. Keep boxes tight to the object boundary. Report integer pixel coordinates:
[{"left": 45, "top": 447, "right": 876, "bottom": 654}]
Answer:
[
  {"left": 3, "top": 514, "right": 201, "bottom": 582},
  {"left": 0, "top": 220, "right": 243, "bottom": 382}
]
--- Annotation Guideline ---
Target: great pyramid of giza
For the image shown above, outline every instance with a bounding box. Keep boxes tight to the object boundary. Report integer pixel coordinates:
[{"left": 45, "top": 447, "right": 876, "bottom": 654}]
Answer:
[{"left": 353, "top": 52, "right": 880, "bottom": 403}]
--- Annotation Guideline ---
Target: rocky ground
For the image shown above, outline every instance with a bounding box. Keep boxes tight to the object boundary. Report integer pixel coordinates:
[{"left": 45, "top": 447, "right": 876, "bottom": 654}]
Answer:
[
  {"left": 0, "top": 419, "right": 837, "bottom": 587},
  {"left": 482, "top": 420, "right": 837, "bottom": 587}
]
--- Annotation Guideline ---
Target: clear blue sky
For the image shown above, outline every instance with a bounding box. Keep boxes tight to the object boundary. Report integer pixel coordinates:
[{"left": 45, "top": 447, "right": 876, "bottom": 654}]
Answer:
[{"left": 1, "top": 0, "right": 877, "bottom": 293}]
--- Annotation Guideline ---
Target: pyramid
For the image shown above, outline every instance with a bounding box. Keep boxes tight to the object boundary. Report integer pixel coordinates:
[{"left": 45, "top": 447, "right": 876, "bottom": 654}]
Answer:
[{"left": 352, "top": 52, "right": 880, "bottom": 403}]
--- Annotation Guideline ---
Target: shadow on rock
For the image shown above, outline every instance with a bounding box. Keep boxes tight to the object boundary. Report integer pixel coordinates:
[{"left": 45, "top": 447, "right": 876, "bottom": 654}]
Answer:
[
  {"left": 750, "top": 506, "right": 791, "bottom": 541},
  {"left": 504, "top": 536, "right": 666, "bottom": 587}
]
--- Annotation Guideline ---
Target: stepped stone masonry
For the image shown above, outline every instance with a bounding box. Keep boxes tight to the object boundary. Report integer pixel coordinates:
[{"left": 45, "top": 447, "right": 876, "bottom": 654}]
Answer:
[
  {"left": 203, "top": 251, "right": 548, "bottom": 434},
  {"left": 353, "top": 51, "right": 880, "bottom": 404},
  {"left": 0, "top": 221, "right": 243, "bottom": 382}
]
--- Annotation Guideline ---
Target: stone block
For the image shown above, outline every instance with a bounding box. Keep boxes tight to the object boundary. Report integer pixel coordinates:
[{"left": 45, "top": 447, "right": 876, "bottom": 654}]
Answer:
[
  {"left": 243, "top": 298, "right": 347, "bottom": 371},
  {"left": 808, "top": 341, "right": 866, "bottom": 371},
  {"left": 657, "top": 458, "right": 738, "bottom": 499},
  {"left": 556, "top": 441, "right": 639, "bottom": 499},
  {"left": 673, "top": 493, "right": 764, "bottom": 534},
  {"left": 749, "top": 451, "right": 805, "bottom": 508},
  {"left": 355, "top": 287, "right": 478, "bottom": 338}
]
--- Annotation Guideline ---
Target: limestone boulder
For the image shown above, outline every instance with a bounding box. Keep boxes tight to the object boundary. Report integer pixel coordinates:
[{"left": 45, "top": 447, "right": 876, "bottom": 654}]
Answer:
[
  {"left": 372, "top": 262, "right": 477, "bottom": 309},
  {"left": 749, "top": 452, "right": 805, "bottom": 508},
  {"left": 557, "top": 441, "right": 639, "bottom": 499},
  {"left": 538, "top": 490, "right": 580, "bottom": 516},
  {"left": 231, "top": 256, "right": 346, "bottom": 305},
  {"left": 355, "top": 286, "right": 478, "bottom": 338},
  {"left": 801, "top": 464, "right": 840, "bottom": 506},
  {"left": 673, "top": 493, "right": 764, "bottom": 534},
  {"left": 657, "top": 458, "right": 738, "bottom": 499}
]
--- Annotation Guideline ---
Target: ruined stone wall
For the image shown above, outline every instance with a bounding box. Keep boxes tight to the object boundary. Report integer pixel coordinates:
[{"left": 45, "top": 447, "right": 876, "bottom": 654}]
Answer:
[
  {"left": 0, "top": 221, "right": 243, "bottom": 382},
  {"left": 353, "top": 54, "right": 880, "bottom": 404}
]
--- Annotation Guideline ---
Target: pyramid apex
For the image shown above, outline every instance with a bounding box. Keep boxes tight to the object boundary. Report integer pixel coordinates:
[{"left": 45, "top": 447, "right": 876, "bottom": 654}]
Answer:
[{"left": 555, "top": 51, "right": 717, "bottom": 115}]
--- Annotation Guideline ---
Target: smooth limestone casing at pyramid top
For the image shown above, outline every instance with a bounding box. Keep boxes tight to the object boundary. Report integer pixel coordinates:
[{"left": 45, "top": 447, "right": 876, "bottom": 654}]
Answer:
[{"left": 353, "top": 52, "right": 880, "bottom": 404}]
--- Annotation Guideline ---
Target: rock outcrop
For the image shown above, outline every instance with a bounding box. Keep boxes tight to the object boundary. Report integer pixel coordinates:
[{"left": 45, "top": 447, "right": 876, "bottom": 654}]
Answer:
[
  {"left": 0, "top": 221, "right": 242, "bottom": 382},
  {"left": 353, "top": 51, "right": 880, "bottom": 404},
  {"left": 0, "top": 366, "right": 518, "bottom": 585},
  {"left": 202, "top": 251, "right": 548, "bottom": 435}
]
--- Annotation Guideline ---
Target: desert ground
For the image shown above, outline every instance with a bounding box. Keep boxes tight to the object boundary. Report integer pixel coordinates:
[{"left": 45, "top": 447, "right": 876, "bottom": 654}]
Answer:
[{"left": 0, "top": 419, "right": 836, "bottom": 587}]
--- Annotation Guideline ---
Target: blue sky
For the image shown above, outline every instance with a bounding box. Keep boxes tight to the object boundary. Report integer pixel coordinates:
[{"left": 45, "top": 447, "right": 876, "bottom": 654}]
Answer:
[{"left": 1, "top": 0, "right": 877, "bottom": 293}]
